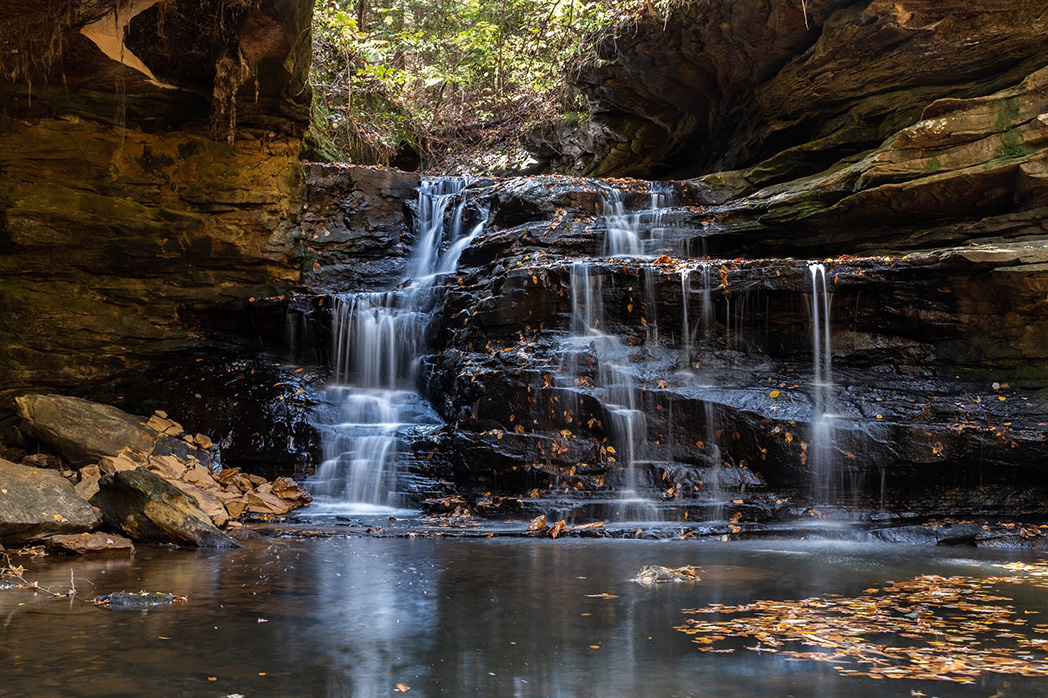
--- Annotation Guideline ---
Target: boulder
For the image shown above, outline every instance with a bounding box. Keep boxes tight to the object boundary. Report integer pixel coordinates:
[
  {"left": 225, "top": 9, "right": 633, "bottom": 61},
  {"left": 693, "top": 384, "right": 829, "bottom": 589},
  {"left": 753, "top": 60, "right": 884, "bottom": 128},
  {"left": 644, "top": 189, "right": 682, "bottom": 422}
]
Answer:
[
  {"left": 15, "top": 394, "right": 156, "bottom": 467},
  {"left": 49, "top": 532, "right": 135, "bottom": 556},
  {"left": 0, "top": 458, "right": 100, "bottom": 545},
  {"left": 90, "top": 468, "right": 239, "bottom": 548}
]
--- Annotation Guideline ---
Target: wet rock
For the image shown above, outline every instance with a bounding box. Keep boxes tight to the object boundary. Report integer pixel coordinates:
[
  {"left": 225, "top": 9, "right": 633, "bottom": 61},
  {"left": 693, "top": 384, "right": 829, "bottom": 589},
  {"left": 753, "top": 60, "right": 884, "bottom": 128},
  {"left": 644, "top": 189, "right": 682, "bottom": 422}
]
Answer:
[
  {"left": 295, "top": 164, "right": 423, "bottom": 291},
  {"left": 90, "top": 468, "right": 239, "bottom": 548},
  {"left": 93, "top": 591, "right": 187, "bottom": 609},
  {"left": 49, "top": 532, "right": 135, "bottom": 556},
  {"left": 632, "top": 565, "right": 702, "bottom": 584},
  {"left": 422, "top": 496, "right": 468, "bottom": 515},
  {"left": 0, "top": 458, "right": 100, "bottom": 545},
  {"left": 526, "top": 515, "right": 547, "bottom": 532},
  {"left": 126, "top": 357, "right": 324, "bottom": 480}
]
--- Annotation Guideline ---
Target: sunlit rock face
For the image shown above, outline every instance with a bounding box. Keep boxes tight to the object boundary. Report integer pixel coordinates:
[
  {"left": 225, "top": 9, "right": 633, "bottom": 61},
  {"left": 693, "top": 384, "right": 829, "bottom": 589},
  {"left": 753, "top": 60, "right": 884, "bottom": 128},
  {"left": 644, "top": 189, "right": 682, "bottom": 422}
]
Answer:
[{"left": 0, "top": 0, "right": 312, "bottom": 401}]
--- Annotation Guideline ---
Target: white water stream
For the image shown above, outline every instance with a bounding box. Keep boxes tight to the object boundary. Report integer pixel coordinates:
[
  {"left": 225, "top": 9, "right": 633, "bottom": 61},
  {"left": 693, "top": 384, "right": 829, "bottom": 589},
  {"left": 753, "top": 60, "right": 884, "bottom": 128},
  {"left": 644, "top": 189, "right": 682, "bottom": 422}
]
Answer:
[{"left": 309, "top": 178, "right": 482, "bottom": 515}]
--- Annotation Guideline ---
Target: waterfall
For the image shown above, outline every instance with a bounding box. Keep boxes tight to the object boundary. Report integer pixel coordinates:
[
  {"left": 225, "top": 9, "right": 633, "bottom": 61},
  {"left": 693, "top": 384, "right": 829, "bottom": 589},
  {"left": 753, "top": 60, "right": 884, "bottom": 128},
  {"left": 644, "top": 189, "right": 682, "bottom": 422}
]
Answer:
[
  {"left": 700, "top": 261, "right": 714, "bottom": 338},
  {"left": 566, "top": 261, "right": 658, "bottom": 521},
  {"left": 601, "top": 183, "right": 679, "bottom": 257},
  {"left": 308, "top": 178, "right": 481, "bottom": 515},
  {"left": 808, "top": 262, "right": 836, "bottom": 501},
  {"left": 680, "top": 268, "right": 691, "bottom": 359},
  {"left": 704, "top": 400, "right": 725, "bottom": 521}
]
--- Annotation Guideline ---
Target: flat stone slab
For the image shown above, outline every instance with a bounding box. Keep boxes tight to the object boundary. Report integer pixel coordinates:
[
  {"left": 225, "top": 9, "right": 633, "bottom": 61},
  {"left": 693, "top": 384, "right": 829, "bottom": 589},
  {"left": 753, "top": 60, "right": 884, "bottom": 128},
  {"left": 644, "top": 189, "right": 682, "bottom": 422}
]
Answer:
[{"left": 48, "top": 532, "right": 135, "bottom": 556}]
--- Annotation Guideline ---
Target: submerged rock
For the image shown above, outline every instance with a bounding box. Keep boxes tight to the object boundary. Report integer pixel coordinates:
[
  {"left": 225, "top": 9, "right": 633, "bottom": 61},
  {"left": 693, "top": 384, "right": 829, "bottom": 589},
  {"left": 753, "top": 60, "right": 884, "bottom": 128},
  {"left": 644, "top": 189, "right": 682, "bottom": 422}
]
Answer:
[
  {"left": 632, "top": 565, "right": 702, "bottom": 584},
  {"left": 90, "top": 468, "right": 240, "bottom": 548},
  {"left": 93, "top": 591, "right": 187, "bottom": 609},
  {"left": 49, "top": 532, "right": 135, "bottom": 556},
  {"left": 0, "top": 458, "right": 100, "bottom": 545}
]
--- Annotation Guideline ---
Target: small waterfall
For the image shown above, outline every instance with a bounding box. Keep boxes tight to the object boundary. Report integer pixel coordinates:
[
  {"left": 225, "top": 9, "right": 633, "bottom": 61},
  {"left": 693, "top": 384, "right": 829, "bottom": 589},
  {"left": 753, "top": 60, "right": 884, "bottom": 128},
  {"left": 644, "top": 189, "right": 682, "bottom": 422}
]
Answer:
[
  {"left": 643, "top": 266, "right": 660, "bottom": 344},
  {"left": 308, "top": 177, "right": 481, "bottom": 515},
  {"left": 704, "top": 400, "right": 725, "bottom": 521},
  {"left": 601, "top": 183, "right": 679, "bottom": 257},
  {"left": 680, "top": 268, "right": 691, "bottom": 359},
  {"left": 566, "top": 261, "right": 657, "bottom": 521},
  {"left": 699, "top": 261, "right": 714, "bottom": 338},
  {"left": 808, "top": 262, "right": 836, "bottom": 502}
]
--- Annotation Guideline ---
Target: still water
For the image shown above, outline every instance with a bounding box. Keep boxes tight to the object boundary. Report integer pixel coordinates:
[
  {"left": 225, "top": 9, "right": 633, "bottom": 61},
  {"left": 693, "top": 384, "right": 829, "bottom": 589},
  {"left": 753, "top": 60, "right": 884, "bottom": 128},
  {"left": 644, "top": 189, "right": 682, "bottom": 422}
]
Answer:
[{"left": 2, "top": 537, "right": 1046, "bottom": 697}]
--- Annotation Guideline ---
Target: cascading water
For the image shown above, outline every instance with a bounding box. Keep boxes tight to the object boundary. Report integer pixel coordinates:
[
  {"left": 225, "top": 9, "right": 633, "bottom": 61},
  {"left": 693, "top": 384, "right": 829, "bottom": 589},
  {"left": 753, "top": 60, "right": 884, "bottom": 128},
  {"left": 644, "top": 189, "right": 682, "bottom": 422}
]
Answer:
[
  {"left": 566, "top": 261, "right": 657, "bottom": 521},
  {"left": 308, "top": 178, "right": 481, "bottom": 515},
  {"left": 808, "top": 262, "right": 836, "bottom": 501},
  {"left": 602, "top": 183, "right": 680, "bottom": 257}
]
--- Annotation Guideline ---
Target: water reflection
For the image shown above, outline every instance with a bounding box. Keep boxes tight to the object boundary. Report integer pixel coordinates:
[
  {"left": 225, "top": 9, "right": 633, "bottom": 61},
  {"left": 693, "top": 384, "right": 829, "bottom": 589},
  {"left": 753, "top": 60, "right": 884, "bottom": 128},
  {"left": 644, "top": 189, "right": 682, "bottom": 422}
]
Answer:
[{"left": 0, "top": 539, "right": 1043, "bottom": 697}]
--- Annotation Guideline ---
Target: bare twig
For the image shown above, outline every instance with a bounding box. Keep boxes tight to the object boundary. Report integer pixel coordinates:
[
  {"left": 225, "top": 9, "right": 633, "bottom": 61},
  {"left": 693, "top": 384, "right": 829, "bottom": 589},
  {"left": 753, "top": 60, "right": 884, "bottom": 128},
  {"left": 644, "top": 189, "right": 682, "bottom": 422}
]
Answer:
[{"left": 1, "top": 552, "right": 68, "bottom": 598}]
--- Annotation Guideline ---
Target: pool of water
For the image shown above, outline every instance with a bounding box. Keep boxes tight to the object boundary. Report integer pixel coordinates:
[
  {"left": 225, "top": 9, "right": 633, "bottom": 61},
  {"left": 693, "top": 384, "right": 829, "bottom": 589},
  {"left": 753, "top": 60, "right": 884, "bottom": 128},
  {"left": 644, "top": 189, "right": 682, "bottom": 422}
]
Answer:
[{"left": 2, "top": 537, "right": 1046, "bottom": 697}]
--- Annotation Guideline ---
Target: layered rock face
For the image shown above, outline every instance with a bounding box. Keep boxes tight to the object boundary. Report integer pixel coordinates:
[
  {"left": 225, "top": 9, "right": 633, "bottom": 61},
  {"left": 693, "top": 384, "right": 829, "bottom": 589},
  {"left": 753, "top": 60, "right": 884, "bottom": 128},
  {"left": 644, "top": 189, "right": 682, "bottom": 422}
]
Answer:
[
  {"left": 295, "top": 169, "right": 1048, "bottom": 526},
  {"left": 0, "top": 0, "right": 312, "bottom": 402},
  {"left": 539, "top": 0, "right": 1048, "bottom": 182}
]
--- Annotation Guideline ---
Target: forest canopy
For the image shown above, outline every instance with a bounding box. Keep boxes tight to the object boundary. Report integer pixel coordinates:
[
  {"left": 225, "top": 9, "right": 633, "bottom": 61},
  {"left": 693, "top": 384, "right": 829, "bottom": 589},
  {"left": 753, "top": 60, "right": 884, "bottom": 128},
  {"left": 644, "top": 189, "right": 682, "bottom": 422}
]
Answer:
[{"left": 308, "top": 0, "right": 681, "bottom": 170}]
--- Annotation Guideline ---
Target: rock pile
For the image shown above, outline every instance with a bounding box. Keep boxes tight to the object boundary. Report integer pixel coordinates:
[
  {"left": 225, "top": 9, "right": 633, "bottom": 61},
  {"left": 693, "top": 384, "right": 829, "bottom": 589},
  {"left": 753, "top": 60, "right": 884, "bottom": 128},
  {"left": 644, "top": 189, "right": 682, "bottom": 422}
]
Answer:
[{"left": 0, "top": 394, "right": 313, "bottom": 548}]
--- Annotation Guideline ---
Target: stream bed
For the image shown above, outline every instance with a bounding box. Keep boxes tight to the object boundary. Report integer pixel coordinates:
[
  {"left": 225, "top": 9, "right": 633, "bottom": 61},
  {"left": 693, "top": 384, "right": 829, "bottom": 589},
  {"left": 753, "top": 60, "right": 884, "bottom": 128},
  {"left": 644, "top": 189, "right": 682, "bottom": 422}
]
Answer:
[{"left": 3, "top": 537, "right": 1048, "bottom": 697}]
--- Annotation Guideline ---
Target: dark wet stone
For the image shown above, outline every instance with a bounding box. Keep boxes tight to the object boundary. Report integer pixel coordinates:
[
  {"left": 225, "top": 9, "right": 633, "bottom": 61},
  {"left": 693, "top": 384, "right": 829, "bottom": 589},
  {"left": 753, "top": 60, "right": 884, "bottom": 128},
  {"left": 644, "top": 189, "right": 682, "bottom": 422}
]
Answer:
[{"left": 93, "top": 591, "right": 186, "bottom": 609}]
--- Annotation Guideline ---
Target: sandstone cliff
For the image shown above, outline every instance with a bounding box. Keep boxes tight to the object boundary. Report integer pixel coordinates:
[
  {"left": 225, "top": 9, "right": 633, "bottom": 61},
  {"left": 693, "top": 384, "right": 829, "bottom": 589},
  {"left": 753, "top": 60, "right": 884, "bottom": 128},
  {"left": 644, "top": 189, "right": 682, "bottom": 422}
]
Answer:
[{"left": 0, "top": 0, "right": 312, "bottom": 399}]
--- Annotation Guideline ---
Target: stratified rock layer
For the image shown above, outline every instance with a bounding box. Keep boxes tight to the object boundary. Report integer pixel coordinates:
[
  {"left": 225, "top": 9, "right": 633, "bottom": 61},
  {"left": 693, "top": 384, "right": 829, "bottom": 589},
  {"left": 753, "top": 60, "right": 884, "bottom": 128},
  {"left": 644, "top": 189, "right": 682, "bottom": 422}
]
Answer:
[
  {"left": 0, "top": 0, "right": 312, "bottom": 403},
  {"left": 543, "top": 0, "right": 1048, "bottom": 181}
]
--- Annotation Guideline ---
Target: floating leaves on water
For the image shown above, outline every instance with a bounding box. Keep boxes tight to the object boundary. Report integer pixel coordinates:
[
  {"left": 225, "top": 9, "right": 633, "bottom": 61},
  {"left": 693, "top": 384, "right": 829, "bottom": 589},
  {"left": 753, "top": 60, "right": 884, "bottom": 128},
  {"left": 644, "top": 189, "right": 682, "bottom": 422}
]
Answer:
[
  {"left": 633, "top": 565, "right": 701, "bottom": 585},
  {"left": 676, "top": 561, "right": 1048, "bottom": 682}
]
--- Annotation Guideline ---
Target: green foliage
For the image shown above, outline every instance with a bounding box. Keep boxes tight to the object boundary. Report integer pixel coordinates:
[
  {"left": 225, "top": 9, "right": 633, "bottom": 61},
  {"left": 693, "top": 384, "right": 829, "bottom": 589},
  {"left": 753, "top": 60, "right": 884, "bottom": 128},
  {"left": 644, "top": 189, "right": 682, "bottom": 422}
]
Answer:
[{"left": 307, "top": 0, "right": 642, "bottom": 167}]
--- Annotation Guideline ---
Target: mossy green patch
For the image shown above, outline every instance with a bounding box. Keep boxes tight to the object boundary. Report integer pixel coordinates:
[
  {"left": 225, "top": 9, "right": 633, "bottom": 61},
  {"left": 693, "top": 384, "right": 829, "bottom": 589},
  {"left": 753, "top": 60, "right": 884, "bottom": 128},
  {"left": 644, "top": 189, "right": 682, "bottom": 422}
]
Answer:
[
  {"left": 994, "top": 98, "right": 1021, "bottom": 132},
  {"left": 1001, "top": 130, "right": 1033, "bottom": 161}
]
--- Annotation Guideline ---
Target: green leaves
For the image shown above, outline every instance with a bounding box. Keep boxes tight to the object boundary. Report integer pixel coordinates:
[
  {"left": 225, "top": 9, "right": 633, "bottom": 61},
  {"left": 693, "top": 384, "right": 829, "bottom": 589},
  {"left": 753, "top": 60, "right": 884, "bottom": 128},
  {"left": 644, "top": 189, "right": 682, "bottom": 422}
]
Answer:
[{"left": 309, "top": 0, "right": 634, "bottom": 165}]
